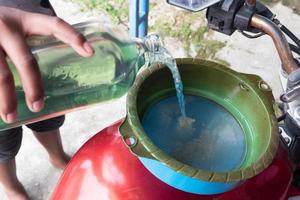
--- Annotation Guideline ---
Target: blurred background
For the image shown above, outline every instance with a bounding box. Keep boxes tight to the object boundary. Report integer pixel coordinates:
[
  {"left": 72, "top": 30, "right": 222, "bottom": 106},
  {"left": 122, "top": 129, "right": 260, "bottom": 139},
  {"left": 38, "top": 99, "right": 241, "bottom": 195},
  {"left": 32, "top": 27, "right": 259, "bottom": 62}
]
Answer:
[{"left": 0, "top": 0, "right": 299, "bottom": 199}]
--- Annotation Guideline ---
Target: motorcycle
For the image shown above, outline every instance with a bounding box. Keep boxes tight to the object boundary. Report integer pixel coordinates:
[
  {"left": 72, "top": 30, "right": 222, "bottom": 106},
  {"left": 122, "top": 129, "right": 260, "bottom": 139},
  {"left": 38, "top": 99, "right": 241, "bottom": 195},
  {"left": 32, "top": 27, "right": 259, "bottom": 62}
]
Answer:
[{"left": 50, "top": 0, "right": 300, "bottom": 199}]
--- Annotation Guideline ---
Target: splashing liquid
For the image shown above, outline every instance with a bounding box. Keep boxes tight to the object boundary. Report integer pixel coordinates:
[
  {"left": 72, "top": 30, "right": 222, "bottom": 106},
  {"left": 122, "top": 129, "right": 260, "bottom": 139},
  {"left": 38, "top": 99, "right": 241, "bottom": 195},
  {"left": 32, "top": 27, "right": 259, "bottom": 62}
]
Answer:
[{"left": 143, "top": 34, "right": 187, "bottom": 117}]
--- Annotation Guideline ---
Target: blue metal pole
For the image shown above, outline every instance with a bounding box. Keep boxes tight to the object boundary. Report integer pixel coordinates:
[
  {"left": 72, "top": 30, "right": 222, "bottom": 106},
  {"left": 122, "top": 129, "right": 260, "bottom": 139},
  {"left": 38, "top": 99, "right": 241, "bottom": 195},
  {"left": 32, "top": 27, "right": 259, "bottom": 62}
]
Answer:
[
  {"left": 129, "top": 0, "right": 139, "bottom": 37},
  {"left": 138, "top": 0, "right": 149, "bottom": 37},
  {"left": 129, "top": 0, "right": 149, "bottom": 38}
]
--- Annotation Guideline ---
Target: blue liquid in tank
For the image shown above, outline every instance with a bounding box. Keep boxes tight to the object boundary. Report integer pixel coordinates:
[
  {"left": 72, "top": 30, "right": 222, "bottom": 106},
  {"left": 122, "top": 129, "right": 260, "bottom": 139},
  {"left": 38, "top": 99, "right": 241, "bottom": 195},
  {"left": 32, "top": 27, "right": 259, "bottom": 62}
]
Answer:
[{"left": 142, "top": 95, "right": 246, "bottom": 172}]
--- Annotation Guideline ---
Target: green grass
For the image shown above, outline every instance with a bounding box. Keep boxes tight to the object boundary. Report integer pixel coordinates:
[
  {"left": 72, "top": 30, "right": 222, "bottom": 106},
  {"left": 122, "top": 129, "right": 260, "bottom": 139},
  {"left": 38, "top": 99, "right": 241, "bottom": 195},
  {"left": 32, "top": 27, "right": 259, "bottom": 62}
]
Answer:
[
  {"left": 69, "top": 0, "right": 299, "bottom": 64},
  {"left": 149, "top": 11, "right": 226, "bottom": 59},
  {"left": 71, "top": 0, "right": 129, "bottom": 23},
  {"left": 71, "top": 0, "right": 226, "bottom": 61}
]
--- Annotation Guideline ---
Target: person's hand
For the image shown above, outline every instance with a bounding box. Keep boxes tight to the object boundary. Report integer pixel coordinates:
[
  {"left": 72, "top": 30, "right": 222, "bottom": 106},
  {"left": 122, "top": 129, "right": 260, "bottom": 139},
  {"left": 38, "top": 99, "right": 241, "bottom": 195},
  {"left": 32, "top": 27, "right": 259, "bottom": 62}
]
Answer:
[{"left": 0, "top": 6, "right": 94, "bottom": 123}]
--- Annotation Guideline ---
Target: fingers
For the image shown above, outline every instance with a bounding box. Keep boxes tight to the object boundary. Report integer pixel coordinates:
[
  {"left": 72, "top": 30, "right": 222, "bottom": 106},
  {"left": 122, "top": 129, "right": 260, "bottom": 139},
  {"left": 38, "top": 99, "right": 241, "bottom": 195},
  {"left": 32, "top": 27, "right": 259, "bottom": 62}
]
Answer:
[
  {"left": 0, "top": 49, "right": 17, "bottom": 123},
  {"left": 51, "top": 17, "right": 94, "bottom": 57},
  {"left": 0, "top": 32, "right": 44, "bottom": 113},
  {"left": 0, "top": 8, "right": 94, "bottom": 123},
  {"left": 22, "top": 13, "right": 94, "bottom": 57}
]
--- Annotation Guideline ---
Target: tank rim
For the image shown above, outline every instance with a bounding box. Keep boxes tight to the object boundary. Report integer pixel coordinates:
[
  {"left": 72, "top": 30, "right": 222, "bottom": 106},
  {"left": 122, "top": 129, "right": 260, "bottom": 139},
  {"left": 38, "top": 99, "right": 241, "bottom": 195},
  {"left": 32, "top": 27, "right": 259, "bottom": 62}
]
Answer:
[{"left": 122, "top": 58, "right": 279, "bottom": 183}]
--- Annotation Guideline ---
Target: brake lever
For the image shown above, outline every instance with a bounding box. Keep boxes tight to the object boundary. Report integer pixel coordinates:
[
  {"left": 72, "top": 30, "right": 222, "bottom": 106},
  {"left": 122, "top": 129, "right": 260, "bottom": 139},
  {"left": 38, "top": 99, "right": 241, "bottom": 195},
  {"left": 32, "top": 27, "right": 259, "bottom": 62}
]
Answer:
[
  {"left": 281, "top": 85, "right": 300, "bottom": 103},
  {"left": 281, "top": 62, "right": 300, "bottom": 103}
]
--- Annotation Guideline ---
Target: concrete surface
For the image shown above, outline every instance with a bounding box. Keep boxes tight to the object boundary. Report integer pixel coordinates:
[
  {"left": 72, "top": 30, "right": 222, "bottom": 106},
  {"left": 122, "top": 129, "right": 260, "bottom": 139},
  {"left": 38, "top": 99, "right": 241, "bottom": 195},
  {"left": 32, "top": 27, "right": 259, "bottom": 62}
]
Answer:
[
  {"left": 0, "top": 96, "right": 126, "bottom": 200},
  {"left": 0, "top": 0, "right": 299, "bottom": 200}
]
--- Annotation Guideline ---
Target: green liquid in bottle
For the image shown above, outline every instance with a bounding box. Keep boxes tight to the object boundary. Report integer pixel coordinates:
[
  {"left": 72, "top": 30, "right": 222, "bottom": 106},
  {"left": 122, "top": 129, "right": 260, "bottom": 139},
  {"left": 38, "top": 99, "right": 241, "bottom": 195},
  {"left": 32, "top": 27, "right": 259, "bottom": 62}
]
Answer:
[
  {"left": 4, "top": 27, "right": 141, "bottom": 130},
  {"left": 1, "top": 22, "right": 186, "bottom": 131}
]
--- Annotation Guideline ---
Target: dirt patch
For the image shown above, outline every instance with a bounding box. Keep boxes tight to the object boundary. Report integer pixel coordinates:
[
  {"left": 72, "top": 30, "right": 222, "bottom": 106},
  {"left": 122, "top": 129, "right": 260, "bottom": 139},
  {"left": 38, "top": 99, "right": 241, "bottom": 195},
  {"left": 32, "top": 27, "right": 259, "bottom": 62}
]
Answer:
[{"left": 262, "top": 0, "right": 300, "bottom": 14}]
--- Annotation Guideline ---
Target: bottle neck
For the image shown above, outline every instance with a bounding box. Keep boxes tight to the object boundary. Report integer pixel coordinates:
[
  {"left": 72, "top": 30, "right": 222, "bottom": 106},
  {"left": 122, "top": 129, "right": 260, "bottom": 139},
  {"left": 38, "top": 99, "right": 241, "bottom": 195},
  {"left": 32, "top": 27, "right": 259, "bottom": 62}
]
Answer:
[{"left": 134, "top": 33, "right": 175, "bottom": 70}]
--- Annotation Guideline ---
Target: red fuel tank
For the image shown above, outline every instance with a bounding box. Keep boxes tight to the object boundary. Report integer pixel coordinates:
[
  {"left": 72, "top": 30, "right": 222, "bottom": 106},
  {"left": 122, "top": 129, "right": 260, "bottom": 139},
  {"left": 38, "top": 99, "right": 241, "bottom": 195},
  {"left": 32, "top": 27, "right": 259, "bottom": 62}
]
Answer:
[{"left": 50, "top": 120, "right": 297, "bottom": 200}]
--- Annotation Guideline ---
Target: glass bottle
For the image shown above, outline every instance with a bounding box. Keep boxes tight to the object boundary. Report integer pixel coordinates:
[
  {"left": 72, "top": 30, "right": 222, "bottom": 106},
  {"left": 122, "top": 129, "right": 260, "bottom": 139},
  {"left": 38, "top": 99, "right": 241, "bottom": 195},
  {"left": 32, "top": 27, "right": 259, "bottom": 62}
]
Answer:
[{"left": 1, "top": 21, "right": 146, "bottom": 130}]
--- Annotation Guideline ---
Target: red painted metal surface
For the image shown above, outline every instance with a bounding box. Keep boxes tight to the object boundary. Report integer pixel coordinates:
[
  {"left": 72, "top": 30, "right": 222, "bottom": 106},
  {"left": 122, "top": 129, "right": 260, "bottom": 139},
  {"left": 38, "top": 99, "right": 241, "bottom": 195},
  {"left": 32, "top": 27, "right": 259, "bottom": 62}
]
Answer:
[{"left": 51, "top": 120, "right": 298, "bottom": 200}]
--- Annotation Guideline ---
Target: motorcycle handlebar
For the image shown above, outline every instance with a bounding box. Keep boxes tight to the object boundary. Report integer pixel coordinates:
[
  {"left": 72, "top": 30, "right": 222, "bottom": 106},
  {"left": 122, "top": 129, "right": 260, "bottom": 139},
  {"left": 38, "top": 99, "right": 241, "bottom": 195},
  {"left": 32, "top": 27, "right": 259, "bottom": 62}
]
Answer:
[{"left": 250, "top": 14, "right": 299, "bottom": 74}]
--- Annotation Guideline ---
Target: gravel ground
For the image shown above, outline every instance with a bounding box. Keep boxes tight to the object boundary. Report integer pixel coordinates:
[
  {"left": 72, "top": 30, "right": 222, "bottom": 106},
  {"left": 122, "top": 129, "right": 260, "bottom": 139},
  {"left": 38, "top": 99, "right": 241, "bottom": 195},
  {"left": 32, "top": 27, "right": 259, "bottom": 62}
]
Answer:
[{"left": 0, "top": 1, "right": 299, "bottom": 200}]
